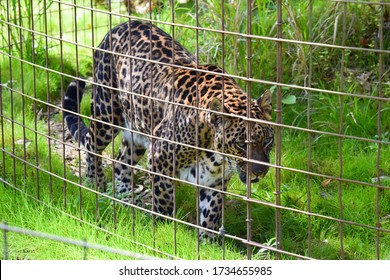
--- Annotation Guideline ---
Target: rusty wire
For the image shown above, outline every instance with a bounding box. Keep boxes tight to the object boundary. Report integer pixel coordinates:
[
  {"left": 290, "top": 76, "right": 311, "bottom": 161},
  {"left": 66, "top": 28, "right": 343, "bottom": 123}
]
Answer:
[{"left": 274, "top": 0, "right": 283, "bottom": 260}]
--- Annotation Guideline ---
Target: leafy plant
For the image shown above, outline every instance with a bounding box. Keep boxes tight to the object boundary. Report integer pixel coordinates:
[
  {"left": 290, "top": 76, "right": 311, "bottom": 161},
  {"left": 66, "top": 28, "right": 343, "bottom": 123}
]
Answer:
[{"left": 0, "top": 0, "right": 54, "bottom": 58}]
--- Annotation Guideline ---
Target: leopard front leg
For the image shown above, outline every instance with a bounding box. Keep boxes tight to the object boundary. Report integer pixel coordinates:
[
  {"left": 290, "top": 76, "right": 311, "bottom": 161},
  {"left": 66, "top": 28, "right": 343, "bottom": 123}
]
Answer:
[
  {"left": 114, "top": 130, "right": 147, "bottom": 203},
  {"left": 199, "top": 186, "right": 225, "bottom": 240},
  {"left": 149, "top": 138, "right": 175, "bottom": 217},
  {"left": 84, "top": 139, "right": 106, "bottom": 191},
  {"left": 151, "top": 173, "right": 175, "bottom": 216}
]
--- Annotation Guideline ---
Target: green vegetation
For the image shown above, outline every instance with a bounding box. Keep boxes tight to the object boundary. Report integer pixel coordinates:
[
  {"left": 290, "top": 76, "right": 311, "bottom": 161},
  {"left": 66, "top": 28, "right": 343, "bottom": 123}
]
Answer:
[{"left": 0, "top": 0, "right": 389, "bottom": 259}]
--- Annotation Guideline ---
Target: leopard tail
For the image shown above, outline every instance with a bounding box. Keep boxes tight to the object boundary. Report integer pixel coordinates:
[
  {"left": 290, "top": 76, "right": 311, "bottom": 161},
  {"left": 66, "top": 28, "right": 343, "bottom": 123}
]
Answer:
[{"left": 63, "top": 80, "right": 89, "bottom": 146}]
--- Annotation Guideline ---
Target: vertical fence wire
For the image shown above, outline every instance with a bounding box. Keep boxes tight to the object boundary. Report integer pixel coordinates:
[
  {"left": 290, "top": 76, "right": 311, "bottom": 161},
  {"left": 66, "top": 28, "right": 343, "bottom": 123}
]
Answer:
[
  {"left": 147, "top": 10, "right": 157, "bottom": 257},
  {"left": 44, "top": 0, "right": 54, "bottom": 201},
  {"left": 108, "top": 0, "right": 118, "bottom": 231},
  {"left": 125, "top": 1, "right": 136, "bottom": 239},
  {"left": 59, "top": 0, "right": 68, "bottom": 210},
  {"left": 31, "top": 0, "right": 40, "bottom": 201},
  {"left": 73, "top": 0, "right": 84, "bottom": 222},
  {"left": 245, "top": 0, "right": 253, "bottom": 260},
  {"left": 220, "top": 0, "right": 227, "bottom": 260},
  {"left": 194, "top": 0, "right": 201, "bottom": 260},
  {"left": 130, "top": 18, "right": 137, "bottom": 239},
  {"left": 275, "top": 0, "right": 283, "bottom": 260},
  {"left": 16, "top": 0, "right": 26, "bottom": 194},
  {"left": 16, "top": 0, "right": 24, "bottom": 193},
  {"left": 306, "top": 0, "right": 313, "bottom": 258},
  {"left": 89, "top": 0, "right": 100, "bottom": 227},
  {"left": 169, "top": 0, "right": 178, "bottom": 257},
  {"left": 375, "top": 0, "right": 385, "bottom": 261},
  {"left": 338, "top": 1, "right": 347, "bottom": 259}
]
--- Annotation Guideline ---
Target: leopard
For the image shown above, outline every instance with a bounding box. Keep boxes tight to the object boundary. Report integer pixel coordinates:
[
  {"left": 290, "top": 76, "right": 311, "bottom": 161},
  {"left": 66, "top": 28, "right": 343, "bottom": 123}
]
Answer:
[{"left": 63, "top": 20, "right": 274, "bottom": 239}]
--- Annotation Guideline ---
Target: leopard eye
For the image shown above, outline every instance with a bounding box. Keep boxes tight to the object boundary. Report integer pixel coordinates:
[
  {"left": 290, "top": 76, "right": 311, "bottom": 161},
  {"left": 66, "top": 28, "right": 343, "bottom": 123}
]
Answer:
[
  {"left": 236, "top": 141, "right": 247, "bottom": 149},
  {"left": 263, "top": 137, "right": 273, "bottom": 151}
]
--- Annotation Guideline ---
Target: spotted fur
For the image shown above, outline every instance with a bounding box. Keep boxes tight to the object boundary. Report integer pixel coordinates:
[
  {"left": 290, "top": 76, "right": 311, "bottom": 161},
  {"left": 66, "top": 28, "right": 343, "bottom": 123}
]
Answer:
[{"left": 63, "top": 20, "right": 273, "bottom": 239}]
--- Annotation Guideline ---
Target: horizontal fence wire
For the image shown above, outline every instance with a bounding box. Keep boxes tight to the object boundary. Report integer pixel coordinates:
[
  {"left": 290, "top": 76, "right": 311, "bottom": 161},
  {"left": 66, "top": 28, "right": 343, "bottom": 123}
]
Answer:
[
  {"left": 0, "top": 222, "right": 162, "bottom": 260},
  {"left": 0, "top": 0, "right": 389, "bottom": 260}
]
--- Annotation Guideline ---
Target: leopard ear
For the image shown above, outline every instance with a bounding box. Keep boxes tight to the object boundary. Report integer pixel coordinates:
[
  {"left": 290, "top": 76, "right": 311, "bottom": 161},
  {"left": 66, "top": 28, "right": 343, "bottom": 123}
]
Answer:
[
  {"left": 257, "top": 89, "right": 272, "bottom": 121},
  {"left": 209, "top": 98, "right": 227, "bottom": 127}
]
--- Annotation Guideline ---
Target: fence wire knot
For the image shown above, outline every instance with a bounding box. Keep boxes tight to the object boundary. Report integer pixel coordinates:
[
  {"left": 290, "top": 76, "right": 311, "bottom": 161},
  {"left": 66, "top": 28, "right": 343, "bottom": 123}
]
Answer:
[{"left": 219, "top": 226, "right": 226, "bottom": 237}]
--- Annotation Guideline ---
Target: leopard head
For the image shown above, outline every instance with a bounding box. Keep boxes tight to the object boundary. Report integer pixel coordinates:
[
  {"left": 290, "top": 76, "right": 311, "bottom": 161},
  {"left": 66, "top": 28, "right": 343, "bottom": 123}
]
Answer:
[{"left": 209, "top": 89, "right": 273, "bottom": 184}]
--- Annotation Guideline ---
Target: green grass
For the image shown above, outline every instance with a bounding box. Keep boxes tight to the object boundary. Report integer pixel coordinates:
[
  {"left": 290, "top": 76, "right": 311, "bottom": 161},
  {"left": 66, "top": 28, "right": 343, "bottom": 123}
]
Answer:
[
  {"left": 0, "top": 186, "right": 249, "bottom": 260},
  {"left": 1, "top": 0, "right": 389, "bottom": 260}
]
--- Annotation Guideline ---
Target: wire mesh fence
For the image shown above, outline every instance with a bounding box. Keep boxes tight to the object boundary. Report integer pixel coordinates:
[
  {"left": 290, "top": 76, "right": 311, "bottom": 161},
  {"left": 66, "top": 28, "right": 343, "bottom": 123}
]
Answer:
[
  {"left": 0, "top": 0, "right": 389, "bottom": 260},
  {"left": 0, "top": 222, "right": 161, "bottom": 260}
]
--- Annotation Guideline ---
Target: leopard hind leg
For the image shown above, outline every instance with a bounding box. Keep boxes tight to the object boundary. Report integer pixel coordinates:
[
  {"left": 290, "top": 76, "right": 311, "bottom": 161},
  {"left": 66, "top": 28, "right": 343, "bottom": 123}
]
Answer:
[
  {"left": 64, "top": 80, "right": 123, "bottom": 191},
  {"left": 86, "top": 84, "right": 124, "bottom": 191}
]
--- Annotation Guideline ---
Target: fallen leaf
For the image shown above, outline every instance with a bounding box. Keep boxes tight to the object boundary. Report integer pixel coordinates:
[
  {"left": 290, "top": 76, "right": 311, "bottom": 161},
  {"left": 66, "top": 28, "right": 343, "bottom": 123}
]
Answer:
[{"left": 321, "top": 178, "right": 332, "bottom": 187}]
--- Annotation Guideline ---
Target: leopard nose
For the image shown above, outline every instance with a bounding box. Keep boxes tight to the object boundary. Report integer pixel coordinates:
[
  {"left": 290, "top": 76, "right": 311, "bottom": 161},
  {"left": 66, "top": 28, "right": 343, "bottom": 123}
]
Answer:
[
  {"left": 251, "top": 162, "right": 269, "bottom": 178},
  {"left": 250, "top": 150, "right": 270, "bottom": 178}
]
